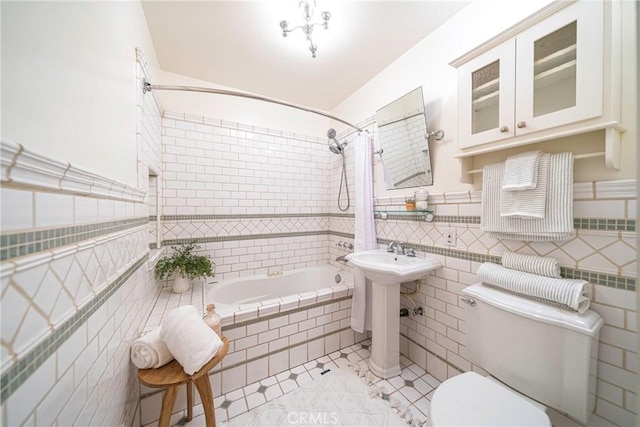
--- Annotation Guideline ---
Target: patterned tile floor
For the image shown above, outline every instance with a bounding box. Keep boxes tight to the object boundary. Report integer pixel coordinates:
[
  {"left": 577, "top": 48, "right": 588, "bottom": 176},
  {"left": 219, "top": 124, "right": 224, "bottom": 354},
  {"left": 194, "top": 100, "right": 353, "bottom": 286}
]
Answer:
[{"left": 176, "top": 339, "right": 440, "bottom": 426}]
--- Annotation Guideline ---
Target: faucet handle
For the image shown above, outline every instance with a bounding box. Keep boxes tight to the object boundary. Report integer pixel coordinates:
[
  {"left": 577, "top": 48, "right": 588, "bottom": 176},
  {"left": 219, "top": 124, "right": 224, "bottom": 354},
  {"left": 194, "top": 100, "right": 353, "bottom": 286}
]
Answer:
[
  {"left": 406, "top": 248, "right": 416, "bottom": 257},
  {"left": 387, "top": 241, "right": 396, "bottom": 252}
]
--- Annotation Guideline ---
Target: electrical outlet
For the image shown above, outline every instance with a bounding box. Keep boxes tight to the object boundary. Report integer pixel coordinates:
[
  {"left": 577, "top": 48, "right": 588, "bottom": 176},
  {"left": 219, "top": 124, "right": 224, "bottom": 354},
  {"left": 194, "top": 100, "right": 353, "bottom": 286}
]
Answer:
[{"left": 444, "top": 228, "right": 457, "bottom": 246}]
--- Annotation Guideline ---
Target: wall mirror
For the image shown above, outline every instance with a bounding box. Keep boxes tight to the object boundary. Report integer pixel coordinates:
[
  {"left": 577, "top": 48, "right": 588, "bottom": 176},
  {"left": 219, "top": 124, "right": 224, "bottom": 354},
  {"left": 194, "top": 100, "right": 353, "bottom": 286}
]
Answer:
[{"left": 376, "top": 87, "right": 434, "bottom": 189}]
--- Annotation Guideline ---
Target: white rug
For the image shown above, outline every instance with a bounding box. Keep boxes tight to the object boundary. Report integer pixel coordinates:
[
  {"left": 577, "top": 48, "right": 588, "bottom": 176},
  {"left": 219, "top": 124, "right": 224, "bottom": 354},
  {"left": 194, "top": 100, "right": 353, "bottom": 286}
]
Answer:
[{"left": 223, "top": 367, "right": 408, "bottom": 427}]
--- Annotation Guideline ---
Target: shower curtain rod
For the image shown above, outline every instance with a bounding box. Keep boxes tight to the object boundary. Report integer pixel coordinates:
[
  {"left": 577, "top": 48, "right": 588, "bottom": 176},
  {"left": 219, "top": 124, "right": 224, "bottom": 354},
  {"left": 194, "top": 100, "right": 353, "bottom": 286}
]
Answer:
[{"left": 142, "top": 80, "right": 363, "bottom": 132}]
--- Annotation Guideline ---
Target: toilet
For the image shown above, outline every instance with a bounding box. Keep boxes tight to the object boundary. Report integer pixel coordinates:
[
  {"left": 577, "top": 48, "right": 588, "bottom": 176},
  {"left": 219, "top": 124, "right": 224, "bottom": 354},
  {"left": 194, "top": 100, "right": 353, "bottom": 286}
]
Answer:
[{"left": 428, "top": 283, "right": 604, "bottom": 426}]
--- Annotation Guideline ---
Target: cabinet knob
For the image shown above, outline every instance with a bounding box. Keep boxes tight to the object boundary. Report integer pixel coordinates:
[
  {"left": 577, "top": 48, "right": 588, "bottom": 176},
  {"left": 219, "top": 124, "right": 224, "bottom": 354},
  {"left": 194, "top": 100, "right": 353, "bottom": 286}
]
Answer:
[
  {"left": 516, "top": 121, "right": 527, "bottom": 129},
  {"left": 499, "top": 126, "right": 509, "bottom": 133}
]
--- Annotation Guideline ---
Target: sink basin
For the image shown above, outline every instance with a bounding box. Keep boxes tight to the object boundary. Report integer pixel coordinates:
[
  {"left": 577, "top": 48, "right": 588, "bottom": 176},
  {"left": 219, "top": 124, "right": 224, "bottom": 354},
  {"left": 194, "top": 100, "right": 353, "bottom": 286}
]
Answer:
[{"left": 346, "top": 249, "right": 442, "bottom": 285}]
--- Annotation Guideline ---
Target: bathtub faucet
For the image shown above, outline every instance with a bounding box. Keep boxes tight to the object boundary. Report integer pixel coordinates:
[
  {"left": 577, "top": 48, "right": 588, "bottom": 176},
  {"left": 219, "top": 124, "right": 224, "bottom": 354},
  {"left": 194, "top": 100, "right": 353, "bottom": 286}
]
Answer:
[
  {"left": 387, "top": 241, "right": 405, "bottom": 255},
  {"left": 335, "top": 255, "right": 348, "bottom": 262}
]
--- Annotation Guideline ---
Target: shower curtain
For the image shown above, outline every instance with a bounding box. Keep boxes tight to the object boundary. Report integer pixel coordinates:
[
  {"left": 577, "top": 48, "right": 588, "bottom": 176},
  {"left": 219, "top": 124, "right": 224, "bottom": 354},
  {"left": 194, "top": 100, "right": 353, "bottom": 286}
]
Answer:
[{"left": 351, "top": 131, "right": 377, "bottom": 333}]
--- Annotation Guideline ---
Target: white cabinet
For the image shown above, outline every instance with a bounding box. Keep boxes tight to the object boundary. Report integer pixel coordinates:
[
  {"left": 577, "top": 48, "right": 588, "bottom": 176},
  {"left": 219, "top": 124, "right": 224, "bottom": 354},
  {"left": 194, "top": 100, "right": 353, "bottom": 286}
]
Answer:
[{"left": 451, "top": 0, "right": 623, "bottom": 182}]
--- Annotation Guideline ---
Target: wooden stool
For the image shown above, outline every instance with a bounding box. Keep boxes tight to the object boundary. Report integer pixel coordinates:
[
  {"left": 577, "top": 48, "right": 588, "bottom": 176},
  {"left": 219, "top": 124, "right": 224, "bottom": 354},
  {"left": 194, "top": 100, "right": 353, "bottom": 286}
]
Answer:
[{"left": 138, "top": 337, "right": 229, "bottom": 427}]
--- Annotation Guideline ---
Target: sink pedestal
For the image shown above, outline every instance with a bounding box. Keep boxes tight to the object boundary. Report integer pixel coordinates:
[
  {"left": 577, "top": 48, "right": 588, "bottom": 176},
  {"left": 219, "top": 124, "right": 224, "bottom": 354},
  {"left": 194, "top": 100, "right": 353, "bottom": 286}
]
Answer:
[
  {"left": 369, "top": 282, "right": 401, "bottom": 379},
  {"left": 346, "top": 249, "right": 442, "bottom": 380}
]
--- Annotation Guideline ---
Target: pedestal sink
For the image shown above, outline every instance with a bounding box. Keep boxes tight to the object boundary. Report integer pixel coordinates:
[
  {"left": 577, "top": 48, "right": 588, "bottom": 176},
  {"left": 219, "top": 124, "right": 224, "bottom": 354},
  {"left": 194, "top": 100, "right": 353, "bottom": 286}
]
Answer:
[{"left": 346, "top": 249, "right": 442, "bottom": 378}]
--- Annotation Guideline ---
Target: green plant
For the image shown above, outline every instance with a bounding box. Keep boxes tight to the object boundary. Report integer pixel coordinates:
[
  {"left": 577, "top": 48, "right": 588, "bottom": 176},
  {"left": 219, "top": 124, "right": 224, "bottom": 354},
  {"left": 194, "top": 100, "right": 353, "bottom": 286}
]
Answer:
[{"left": 154, "top": 242, "right": 214, "bottom": 281}]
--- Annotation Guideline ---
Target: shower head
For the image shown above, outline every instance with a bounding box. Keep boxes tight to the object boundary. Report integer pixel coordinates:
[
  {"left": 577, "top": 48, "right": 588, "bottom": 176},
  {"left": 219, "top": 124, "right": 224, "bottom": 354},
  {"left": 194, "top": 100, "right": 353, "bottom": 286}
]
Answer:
[
  {"left": 329, "top": 142, "right": 343, "bottom": 155},
  {"left": 327, "top": 128, "right": 347, "bottom": 155}
]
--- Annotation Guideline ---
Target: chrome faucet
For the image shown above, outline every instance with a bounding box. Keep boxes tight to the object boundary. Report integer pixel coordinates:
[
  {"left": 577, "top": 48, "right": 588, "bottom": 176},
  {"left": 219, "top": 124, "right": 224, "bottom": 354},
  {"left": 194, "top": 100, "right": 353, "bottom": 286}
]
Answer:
[
  {"left": 335, "top": 255, "right": 348, "bottom": 262},
  {"left": 387, "top": 241, "right": 405, "bottom": 255}
]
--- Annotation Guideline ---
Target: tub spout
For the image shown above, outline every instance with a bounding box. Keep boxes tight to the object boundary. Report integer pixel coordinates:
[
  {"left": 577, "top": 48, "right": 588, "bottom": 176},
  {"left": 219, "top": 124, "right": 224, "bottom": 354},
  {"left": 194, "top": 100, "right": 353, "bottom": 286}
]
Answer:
[{"left": 335, "top": 255, "right": 348, "bottom": 262}]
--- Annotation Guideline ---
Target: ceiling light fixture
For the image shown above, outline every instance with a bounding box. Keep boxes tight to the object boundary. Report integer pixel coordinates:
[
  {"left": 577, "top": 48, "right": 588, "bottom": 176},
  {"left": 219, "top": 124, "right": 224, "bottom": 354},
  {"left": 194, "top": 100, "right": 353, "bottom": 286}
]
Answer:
[{"left": 279, "top": 0, "right": 331, "bottom": 59}]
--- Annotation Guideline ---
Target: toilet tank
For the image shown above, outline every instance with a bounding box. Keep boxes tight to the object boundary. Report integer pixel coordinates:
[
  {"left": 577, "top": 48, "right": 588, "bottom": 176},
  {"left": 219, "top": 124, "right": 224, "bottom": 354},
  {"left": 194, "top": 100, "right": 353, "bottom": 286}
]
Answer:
[{"left": 463, "top": 284, "right": 603, "bottom": 424}]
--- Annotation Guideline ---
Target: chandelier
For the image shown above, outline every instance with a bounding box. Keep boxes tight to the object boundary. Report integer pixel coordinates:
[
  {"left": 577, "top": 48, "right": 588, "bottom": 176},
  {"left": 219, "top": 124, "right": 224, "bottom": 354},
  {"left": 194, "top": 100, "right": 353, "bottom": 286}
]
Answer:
[{"left": 279, "top": 0, "right": 331, "bottom": 58}]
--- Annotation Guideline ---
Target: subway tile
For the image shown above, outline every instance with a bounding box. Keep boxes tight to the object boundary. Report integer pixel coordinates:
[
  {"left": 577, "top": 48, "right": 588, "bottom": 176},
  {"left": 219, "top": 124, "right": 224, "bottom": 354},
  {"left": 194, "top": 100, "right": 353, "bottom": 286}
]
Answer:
[{"left": 1, "top": 188, "right": 34, "bottom": 231}]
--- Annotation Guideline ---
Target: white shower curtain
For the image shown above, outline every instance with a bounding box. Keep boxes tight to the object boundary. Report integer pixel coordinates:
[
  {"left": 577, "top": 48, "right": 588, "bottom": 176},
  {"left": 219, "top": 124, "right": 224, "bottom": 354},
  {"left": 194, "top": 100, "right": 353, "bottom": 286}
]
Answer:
[{"left": 351, "top": 131, "right": 377, "bottom": 333}]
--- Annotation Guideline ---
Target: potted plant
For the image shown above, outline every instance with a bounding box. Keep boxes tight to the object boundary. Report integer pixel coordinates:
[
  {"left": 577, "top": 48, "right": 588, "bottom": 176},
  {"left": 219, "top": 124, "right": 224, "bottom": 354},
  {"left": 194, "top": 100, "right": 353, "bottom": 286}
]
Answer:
[
  {"left": 405, "top": 196, "right": 416, "bottom": 211},
  {"left": 154, "top": 242, "right": 214, "bottom": 293}
]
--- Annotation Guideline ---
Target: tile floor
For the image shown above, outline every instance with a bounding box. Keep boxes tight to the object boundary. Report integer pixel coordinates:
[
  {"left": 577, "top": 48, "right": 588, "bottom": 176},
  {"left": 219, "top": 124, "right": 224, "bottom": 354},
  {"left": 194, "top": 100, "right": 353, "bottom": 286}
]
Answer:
[{"left": 177, "top": 339, "right": 439, "bottom": 426}]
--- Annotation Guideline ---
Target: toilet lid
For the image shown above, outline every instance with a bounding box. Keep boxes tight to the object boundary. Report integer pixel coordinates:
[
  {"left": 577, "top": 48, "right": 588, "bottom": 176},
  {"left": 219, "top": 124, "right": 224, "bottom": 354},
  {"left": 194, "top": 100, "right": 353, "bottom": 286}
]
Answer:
[{"left": 430, "top": 372, "right": 551, "bottom": 426}]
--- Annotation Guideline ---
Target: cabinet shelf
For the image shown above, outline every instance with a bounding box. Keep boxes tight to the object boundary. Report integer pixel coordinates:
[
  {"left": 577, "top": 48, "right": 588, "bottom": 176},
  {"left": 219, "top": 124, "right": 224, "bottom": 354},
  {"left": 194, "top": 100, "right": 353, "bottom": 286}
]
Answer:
[
  {"left": 472, "top": 90, "right": 500, "bottom": 112},
  {"left": 472, "top": 77, "right": 500, "bottom": 99},
  {"left": 534, "top": 59, "right": 576, "bottom": 89},
  {"left": 534, "top": 44, "right": 577, "bottom": 75}
]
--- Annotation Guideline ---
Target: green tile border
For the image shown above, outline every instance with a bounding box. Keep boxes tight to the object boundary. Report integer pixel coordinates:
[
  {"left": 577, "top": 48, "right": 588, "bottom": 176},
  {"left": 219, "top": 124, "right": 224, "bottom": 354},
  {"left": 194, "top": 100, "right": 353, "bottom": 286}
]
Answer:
[
  {"left": 162, "top": 230, "right": 330, "bottom": 247},
  {"left": 159, "top": 213, "right": 338, "bottom": 221},
  {"left": 0, "top": 254, "right": 149, "bottom": 403},
  {"left": 0, "top": 217, "right": 149, "bottom": 262},
  {"left": 151, "top": 213, "right": 635, "bottom": 232}
]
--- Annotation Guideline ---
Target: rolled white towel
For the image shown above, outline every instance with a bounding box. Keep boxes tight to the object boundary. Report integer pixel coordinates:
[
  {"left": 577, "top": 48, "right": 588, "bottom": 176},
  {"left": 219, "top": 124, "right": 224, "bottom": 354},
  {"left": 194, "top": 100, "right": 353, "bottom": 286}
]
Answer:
[
  {"left": 477, "top": 262, "right": 591, "bottom": 313},
  {"left": 160, "top": 305, "right": 224, "bottom": 375},
  {"left": 130, "top": 327, "right": 174, "bottom": 369},
  {"left": 501, "top": 250, "right": 561, "bottom": 278}
]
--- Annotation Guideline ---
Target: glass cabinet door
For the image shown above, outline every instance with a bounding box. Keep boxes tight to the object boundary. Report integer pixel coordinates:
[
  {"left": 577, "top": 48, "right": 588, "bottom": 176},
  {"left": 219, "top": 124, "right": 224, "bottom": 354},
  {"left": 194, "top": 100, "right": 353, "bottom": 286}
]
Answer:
[
  {"left": 515, "top": 0, "right": 603, "bottom": 134},
  {"left": 458, "top": 40, "right": 516, "bottom": 149}
]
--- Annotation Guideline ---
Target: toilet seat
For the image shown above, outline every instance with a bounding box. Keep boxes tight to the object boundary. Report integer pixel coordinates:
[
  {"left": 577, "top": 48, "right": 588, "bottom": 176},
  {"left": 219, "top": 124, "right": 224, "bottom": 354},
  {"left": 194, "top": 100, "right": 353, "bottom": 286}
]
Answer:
[{"left": 429, "top": 372, "right": 551, "bottom": 426}]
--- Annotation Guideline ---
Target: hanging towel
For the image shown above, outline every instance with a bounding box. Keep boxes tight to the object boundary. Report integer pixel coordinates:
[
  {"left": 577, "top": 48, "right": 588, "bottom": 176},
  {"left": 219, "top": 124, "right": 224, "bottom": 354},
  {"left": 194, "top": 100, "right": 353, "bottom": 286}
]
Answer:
[
  {"left": 477, "top": 262, "right": 591, "bottom": 313},
  {"left": 160, "top": 305, "right": 224, "bottom": 375},
  {"left": 501, "top": 250, "right": 561, "bottom": 278},
  {"left": 351, "top": 132, "right": 377, "bottom": 334},
  {"left": 502, "top": 151, "right": 541, "bottom": 190},
  {"left": 500, "top": 153, "right": 549, "bottom": 219},
  {"left": 130, "top": 327, "right": 174, "bottom": 369},
  {"left": 481, "top": 152, "right": 574, "bottom": 241}
]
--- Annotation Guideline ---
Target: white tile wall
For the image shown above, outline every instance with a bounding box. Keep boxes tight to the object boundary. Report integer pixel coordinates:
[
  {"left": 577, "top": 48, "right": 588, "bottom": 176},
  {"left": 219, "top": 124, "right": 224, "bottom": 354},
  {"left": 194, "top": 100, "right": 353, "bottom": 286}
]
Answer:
[
  {"left": 376, "top": 185, "right": 637, "bottom": 427},
  {"left": 0, "top": 54, "right": 162, "bottom": 427}
]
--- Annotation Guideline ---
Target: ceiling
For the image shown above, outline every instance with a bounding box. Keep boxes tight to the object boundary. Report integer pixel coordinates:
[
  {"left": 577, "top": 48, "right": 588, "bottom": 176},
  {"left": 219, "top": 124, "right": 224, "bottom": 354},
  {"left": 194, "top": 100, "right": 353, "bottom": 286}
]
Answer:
[{"left": 142, "top": 1, "right": 470, "bottom": 111}]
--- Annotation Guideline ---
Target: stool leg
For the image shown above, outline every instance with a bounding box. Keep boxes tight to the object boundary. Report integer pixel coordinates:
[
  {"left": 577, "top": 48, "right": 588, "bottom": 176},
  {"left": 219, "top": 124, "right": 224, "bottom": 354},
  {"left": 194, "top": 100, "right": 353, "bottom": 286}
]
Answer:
[
  {"left": 186, "top": 381, "right": 193, "bottom": 421},
  {"left": 158, "top": 385, "right": 179, "bottom": 427},
  {"left": 193, "top": 374, "right": 216, "bottom": 427}
]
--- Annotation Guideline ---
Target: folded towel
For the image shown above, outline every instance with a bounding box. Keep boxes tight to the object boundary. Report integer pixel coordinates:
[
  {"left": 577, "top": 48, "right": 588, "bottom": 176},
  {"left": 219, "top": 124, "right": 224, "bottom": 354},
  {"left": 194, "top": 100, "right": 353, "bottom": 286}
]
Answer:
[
  {"left": 501, "top": 250, "right": 561, "bottom": 278},
  {"left": 500, "top": 153, "right": 549, "bottom": 219},
  {"left": 160, "top": 305, "right": 224, "bottom": 375},
  {"left": 477, "top": 262, "right": 591, "bottom": 313},
  {"left": 481, "top": 152, "right": 574, "bottom": 241},
  {"left": 502, "top": 151, "right": 541, "bottom": 191},
  {"left": 130, "top": 327, "right": 174, "bottom": 369}
]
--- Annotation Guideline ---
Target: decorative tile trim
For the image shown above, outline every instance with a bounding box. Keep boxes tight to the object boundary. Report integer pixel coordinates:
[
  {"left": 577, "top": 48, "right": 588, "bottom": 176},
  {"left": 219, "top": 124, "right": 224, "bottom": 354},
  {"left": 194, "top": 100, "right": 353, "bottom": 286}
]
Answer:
[
  {"left": 0, "top": 140, "right": 146, "bottom": 202},
  {"left": 156, "top": 213, "right": 354, "bottom": 222},
  {"left": 561, "top": 267, "right": 636, "bottom": 291},
  {"left": 373, "top": 213, "right": 634, "bottom": 230},
  {"left": 372, "top": 179, "right": 638, "bottom": 207},
  {"left": 573, "top": 218, "right": 635, "bottom": 232},
  {"left": 0, "top": 254, "right": 149, "bottom": 402},
  {"left": 574, "top": 182, "right": 595, "bottom": 200},
  {"left": 162, "top": 231, "right": 330, "bottom": 247},
  {"left": 595, "top": 180, "right": 637, "bottom": 199},
  {"left": 0, "top": 217, "right": 149, "bottom": 261}
]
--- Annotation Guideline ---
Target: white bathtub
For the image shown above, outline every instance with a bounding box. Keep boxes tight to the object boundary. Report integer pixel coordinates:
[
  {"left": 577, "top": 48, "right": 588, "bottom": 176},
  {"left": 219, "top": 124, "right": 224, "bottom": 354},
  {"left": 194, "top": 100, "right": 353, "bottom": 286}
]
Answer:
[{"left": 207, "top": 265, "right": 353, "bottom": 322}]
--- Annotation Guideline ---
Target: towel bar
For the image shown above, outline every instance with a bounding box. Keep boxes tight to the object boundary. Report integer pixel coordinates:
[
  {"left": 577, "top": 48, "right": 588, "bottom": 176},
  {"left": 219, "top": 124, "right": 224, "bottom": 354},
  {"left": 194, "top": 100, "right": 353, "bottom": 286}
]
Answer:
[{"left": 465, "top": 151, "right": 605, "bottom": 175}]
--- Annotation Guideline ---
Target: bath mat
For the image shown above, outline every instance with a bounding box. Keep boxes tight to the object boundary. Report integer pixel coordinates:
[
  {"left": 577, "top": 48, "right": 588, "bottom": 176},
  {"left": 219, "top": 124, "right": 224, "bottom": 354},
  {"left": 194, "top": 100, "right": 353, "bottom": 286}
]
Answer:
[{"left": 223, "top": 367, "right": 408, "bottom": 427}]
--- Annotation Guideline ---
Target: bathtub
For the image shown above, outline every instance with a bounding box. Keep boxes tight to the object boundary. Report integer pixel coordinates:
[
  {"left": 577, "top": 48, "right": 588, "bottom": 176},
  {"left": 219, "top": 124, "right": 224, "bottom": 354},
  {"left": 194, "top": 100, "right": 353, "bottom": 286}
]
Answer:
[
  {"left": 202, "top": 265, "right": 362, "bottom": 396},
  {"left": 207, "top": 265, "right": 353, "bottom": 324}
]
